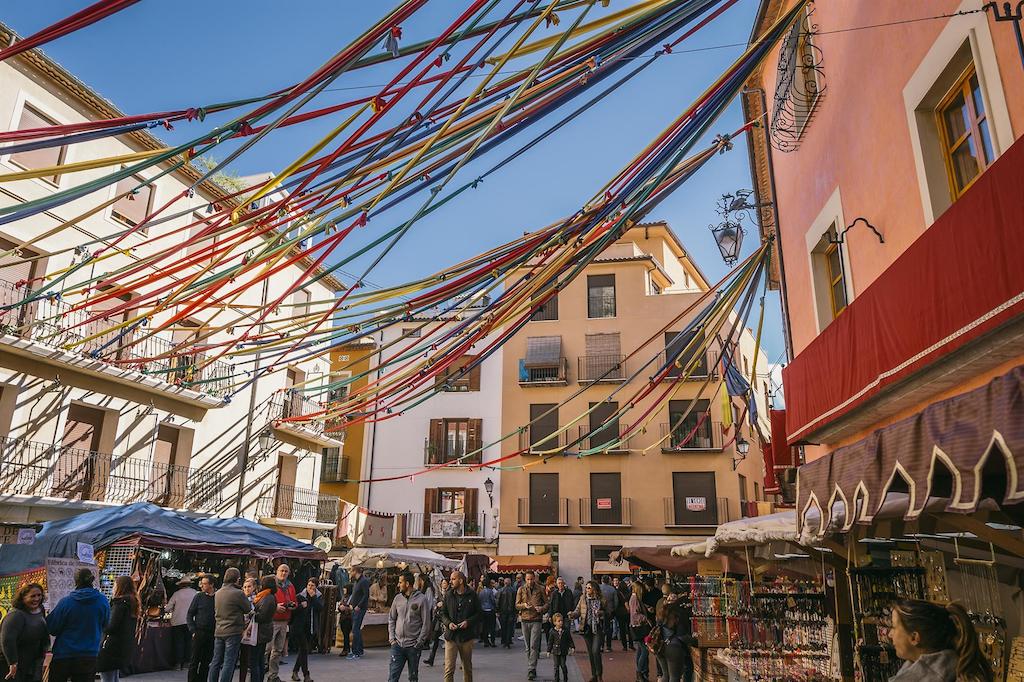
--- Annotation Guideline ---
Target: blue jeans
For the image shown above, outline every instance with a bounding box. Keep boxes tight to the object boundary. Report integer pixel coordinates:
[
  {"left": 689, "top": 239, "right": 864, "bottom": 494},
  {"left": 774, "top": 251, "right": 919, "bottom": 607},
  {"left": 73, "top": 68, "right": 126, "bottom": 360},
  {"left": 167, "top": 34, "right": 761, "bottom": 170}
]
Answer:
[
  {"left": 387, "top": 644, "right": 422, "bottom": 682},
  {"left": 635, "top": 635, "right": 650, "bottom": 677},
  {"left": 351, "top": 608, "right": 366, "bottom": 656},
  {"left": 208, "top": 634, "right": 242, "bottom": 682}
]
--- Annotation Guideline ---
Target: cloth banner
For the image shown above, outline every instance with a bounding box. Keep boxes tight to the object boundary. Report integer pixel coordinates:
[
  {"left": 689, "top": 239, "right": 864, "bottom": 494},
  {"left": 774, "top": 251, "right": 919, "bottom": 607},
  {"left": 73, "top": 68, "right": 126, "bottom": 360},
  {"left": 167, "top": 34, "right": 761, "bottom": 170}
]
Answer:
[{"left": 337, "top": 502, "right": 394, "bottom": 547}]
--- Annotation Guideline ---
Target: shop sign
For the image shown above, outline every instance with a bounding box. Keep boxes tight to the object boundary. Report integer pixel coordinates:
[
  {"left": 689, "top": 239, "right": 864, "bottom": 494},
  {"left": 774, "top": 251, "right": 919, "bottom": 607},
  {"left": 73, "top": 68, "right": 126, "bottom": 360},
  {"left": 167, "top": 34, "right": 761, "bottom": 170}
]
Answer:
[
  {"left": 430, "top": 513, "right": 465, "bottom": 537},
  {"left": 45, "top": 558, "right": 99, "bottom": 611},
  {"left": 77, "top": 542, "right": 95, "bottom": 564},
  {"left": 596, "top": 498, "right": 613, "bottom": 510},
  {"left": 0, "top": 526, "right": 35, "bottom": 545},
  {"left": 686, "top": 497, "right": 707, "bottom": 512}
]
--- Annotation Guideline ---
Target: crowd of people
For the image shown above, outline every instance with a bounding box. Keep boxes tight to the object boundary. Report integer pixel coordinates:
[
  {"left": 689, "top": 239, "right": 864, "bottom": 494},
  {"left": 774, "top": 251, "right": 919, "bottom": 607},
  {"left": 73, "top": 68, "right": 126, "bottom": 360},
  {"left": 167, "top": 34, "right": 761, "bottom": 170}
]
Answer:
[{"left": 0, "top": 564, "right": 997, "bottom": 682}]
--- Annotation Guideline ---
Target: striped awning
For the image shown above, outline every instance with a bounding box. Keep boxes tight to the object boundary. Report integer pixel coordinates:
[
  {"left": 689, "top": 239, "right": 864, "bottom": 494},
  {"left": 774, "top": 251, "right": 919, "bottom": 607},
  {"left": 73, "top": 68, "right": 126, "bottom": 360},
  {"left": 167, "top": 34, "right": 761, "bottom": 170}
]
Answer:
[{"left": 525, "top": 335, "right": 562, "bottom": 368}]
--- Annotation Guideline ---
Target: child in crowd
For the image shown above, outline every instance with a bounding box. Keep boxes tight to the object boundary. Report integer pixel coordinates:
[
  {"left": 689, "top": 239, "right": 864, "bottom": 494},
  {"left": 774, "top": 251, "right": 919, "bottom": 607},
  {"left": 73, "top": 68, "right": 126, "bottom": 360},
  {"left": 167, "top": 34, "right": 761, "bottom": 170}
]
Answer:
[{"left": 547, "top": 612, "right": 575, "bottom": 682}]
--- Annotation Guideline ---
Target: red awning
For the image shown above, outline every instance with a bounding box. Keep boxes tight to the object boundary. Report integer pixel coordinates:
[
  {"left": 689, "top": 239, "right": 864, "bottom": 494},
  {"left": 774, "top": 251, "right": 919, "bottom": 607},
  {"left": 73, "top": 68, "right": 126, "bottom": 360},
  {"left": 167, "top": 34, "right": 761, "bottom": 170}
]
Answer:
[
  {"left": 797, "top": 363, "right": 1024, "bottom": 534},
  {"left": 782, "top": 136, "right": 1024, "bottom": 444}
]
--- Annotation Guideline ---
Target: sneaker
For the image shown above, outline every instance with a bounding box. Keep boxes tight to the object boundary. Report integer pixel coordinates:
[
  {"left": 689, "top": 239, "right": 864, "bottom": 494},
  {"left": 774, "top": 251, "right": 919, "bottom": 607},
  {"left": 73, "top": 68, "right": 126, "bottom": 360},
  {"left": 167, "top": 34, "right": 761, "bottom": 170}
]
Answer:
[
  {"left": 345, "top": 654, "right": 358, "bottom": 661},
  {"left": 528, "top": 671, "right": 536, "bottom": 681},
  {"left": 291, "top": 673, "right": 300, "bottom": 681}
]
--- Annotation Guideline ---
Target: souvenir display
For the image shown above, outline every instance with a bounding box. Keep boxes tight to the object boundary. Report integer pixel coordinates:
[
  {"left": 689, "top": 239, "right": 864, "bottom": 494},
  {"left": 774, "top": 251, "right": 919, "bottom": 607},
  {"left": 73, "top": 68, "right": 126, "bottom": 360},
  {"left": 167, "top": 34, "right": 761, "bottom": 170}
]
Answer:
[
  {"left": 919, "top": 549, "right": 950, "bottom": 603},
  {"left": 850, "top": 566, "right": 925, "bottom": 682}
]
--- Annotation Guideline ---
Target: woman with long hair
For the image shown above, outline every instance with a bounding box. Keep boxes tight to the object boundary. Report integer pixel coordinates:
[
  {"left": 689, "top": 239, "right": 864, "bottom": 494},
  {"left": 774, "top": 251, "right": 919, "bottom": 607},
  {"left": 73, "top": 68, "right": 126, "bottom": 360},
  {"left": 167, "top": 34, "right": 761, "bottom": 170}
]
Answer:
[
  {"left": 572, "top": 580, "right": 607, "bottom": 682},
  {"left": 243, "top": 576, "right": 277, "bottom": 682},
  {"left": 629, "top": 581, "right": 652, "bottom": 682},
  {"left": 423, "top": 578, "right": 449, "bottom": 667},
  {"left": 889, "top": 599, "right": 993, "bottom": 681},
  {"left": 97, "top": 576, "right": 140, "bottom": 682},
  {"left": 290, "top": 578, "right": 322, "bottom": 682},
  {"left": 655, "top": 587, "right": 693, "bottom": 682},
  {"left": 1, "top": 583, "right": 48, "bottom": 682}
]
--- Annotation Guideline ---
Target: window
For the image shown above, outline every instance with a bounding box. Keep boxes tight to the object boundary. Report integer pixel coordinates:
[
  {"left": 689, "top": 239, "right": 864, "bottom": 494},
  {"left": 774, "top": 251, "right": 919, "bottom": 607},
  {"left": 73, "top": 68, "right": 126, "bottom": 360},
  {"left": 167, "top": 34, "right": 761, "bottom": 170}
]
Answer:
[
  {"left": 667, "top": 399, "right": 714, "bottom": 449},
  {"left": 824, "top": 238, "right": 847, "bottom": 318},
  {"left": 521, "top": 336, "right": 565, "bottom": 383},
  {"left": 739, "top": 474, "right": 749, "bottom": 517},
  {"left": 292, "top": 288, "right": 311, "bottom": 320},
  {"left": 321, "top": 447, "right": 348, "bottom": 482},
  {"left": 587, "top": 274, "right": 616, "bottom": 318},
  {"left": 588, "top": 472, "right": 622, "bottom": 525},
  {"left": 111, "top": 174, "right": 155, "bottom": 233},
  {"left": 435, "top": 355, "right": 481, "bottom": 392},
  {"left": 532, "top": 292, "right": 558, "bottom": 321},
  {"left": 582, "top": 332, "right": 622, "bottom": 381},
  {"left": 937, "top": 64, "right": 993, "bottom": 200},
  {"left": 528, "top": 473, "right": 560, "bottom": 524},
  {"left": 9, "top": 104, "right": 66, "bottom": 185},
  {"left": 665, "top": 330, "right": 708, "bottom": 378},
  {"left": 427, "top": 418, "right": 482, "bottom": 464},
  {"left": 587, "top": 401, "right": 621, "bottom": 451},
  {"left": 753, "top": 481, "right": 760, "bottom": 502},
  {"left": 402, "top": 327, "right": 422, "bottom": 338},
  {"left": 671, "top": 471, "right": 718, "bottom": 526},
  {"left": 422, "top": 487, "right": 479, "bottom": 535},
  {"left": 811, "top": 224, "right": 848, "bottom": 326},
  {"left": 186, "top": 213, "right": 217, "bottom": 266},
  {"left": 529, "top": 404, "right": 558, "bottom": 450},
  {"left": 439, "top": 488, "right": 465, "bottom": 513}
]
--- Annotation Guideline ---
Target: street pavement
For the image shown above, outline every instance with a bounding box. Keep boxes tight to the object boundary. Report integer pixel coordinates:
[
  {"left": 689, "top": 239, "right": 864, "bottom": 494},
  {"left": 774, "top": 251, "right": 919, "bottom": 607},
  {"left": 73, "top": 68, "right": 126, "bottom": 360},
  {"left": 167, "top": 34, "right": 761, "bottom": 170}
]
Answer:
[{"left": 126, "top": 643, "right": 594, "bottom": 682}]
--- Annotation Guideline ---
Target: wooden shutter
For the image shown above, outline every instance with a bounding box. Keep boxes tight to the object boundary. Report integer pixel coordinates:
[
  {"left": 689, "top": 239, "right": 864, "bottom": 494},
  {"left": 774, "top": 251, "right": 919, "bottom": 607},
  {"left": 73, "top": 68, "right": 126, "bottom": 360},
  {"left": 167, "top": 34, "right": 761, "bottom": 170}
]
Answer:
[
  {"left": 465, "top": 487, "right": 479, "bottom": 528},
  {"left": 62, "top": 403, "right": 103, "bottom": 452},
  {"left": 466, "top": 419, "right": 483, "bottom": 463},
  {"left": 10, "top": 105, "right": 65, "bottom": 180},
  {"left": 428, "top": 419, "right": 444, "bottom": 463},
  {"left": 423, "top": 488, "right": 438, "bottom": 534},
  {"left": 590, "top": 472, "right": 622, "bottom": 524},
  {"left": 56, "top": 404, "right": 106, "bottom": 501},
  {"left": 467, "top": 357, "right": 481, "bottom": 391}
]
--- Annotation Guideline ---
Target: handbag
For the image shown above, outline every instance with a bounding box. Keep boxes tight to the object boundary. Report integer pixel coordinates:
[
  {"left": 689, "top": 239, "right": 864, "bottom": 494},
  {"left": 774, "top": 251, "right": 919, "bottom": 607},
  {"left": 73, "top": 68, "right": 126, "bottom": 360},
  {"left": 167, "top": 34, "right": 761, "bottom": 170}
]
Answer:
[
  {"left": 645, "top": 626, "right": 664, "bottom": 656},
  {"left": 241, "top": 616, "right": 258, "bottom": 647}
]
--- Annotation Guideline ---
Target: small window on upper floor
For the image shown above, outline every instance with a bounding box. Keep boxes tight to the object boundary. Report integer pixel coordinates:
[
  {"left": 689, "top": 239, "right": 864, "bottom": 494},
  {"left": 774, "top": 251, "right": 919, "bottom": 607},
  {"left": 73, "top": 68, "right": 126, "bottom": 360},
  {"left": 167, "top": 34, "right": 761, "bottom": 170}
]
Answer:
[
  {"left": 532, "top": 291, "right": 558, "bottom": 321},
  {"left": 111, "top": 173, "right": 155, "bottom": 235},
  {"left": 937, "top": 64, "right": 993, "bottom": 201},
  {"left": 587, "top": 274, "right": 615, "bottom": 318},
  {"left": 9, "top": 104, "right": 67, "bottom": 186},
  {"left": 810, "top": 224, "right": 848, "bottom": 327}
]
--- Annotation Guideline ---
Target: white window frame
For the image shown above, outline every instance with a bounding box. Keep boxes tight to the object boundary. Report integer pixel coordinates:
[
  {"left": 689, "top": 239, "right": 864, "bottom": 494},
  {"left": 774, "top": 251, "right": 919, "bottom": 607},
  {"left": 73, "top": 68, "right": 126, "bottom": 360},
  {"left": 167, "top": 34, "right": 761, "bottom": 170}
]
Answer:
[
  {"left": 805, "top": 187, "right": 854, "bottom": 333},
  {"left": 1, "top": 91, "right": 73, "bottom": 191}
]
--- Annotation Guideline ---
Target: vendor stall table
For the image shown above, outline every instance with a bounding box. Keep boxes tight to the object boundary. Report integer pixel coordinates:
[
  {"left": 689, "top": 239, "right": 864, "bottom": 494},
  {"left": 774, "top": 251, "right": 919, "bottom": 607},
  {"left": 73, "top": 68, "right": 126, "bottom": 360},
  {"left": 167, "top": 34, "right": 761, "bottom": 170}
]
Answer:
[{"left": 126, "top": 621, "right": 175, "bottom": 674}]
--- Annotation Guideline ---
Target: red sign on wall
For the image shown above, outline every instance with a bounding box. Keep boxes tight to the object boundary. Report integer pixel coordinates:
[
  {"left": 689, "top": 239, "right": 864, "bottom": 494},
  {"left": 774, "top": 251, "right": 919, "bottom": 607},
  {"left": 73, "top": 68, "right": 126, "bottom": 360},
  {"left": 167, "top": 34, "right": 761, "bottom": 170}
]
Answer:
[{"left": 596, "top": 498, "right": 612, "bottom": 510}]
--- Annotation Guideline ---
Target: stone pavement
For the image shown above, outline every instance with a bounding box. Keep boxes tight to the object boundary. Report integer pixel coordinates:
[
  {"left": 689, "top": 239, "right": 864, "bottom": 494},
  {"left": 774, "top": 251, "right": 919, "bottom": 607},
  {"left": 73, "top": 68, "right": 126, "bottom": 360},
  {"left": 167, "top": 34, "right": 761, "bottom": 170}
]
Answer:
[{"left": 125, "top": 643, "right": 593, "bottom": 682}]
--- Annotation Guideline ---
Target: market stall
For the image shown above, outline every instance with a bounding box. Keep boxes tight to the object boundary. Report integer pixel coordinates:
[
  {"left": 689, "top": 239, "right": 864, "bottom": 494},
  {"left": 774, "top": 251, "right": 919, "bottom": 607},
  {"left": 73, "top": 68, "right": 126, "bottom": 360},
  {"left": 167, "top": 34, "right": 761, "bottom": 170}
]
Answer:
[
  {"left": 0, "top": 503, "right": 326, "bottom": 673},
  {"left": 488, "top": 554, "right": 553, "bottom": 582}
]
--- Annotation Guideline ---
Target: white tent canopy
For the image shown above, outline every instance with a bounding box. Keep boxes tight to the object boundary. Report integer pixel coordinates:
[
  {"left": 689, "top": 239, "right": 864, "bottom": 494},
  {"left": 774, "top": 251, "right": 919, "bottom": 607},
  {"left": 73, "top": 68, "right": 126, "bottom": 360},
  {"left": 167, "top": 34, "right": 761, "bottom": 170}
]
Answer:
[{"left": 337, "top": 547, "right": 462, "bottom": 570}]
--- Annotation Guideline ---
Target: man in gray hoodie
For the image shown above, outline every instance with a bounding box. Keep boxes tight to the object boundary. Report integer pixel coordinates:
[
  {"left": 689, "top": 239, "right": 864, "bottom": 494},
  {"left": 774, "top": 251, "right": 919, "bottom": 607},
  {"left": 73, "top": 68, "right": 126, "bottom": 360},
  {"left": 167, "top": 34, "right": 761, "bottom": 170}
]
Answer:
[
  {"left": 387, "top": 571, "right": 431, "bottom": 682},
  {"left": 208, "top": 568, "right": 252, "bottom": 682}
]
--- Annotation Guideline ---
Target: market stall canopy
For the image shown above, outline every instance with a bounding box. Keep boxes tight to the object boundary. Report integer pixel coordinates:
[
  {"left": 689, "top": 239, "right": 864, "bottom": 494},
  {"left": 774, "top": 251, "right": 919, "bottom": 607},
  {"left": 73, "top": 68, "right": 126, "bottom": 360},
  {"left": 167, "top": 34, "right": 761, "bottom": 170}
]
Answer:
[
  {"left": 593, "top": 560, "right": 631, "bottom": 575},
  {"left": 338, "top": 547, "right": 461, "bottom": 570},
  {"left": 611, "top": 546, "right": 702, "bottom": 573},
  {"left": 705, "top": 511, "right": 802, "bottom": 556},
  {"left": 798, "top": 364, "right": 1024, "bottom": 536},
  {"left": 490, "top": 554, "right": 553, "bottom": 573},
  {"left": 0, "top": 502, "right": 325, "bottom": 575}
]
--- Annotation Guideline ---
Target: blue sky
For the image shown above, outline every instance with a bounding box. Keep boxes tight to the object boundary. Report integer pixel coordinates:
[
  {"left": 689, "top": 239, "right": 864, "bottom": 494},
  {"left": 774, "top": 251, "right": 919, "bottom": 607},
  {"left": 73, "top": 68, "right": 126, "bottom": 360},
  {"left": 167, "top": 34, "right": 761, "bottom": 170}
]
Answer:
[{"left": 2, "top": 1, "right": 787, "bottom": 385}]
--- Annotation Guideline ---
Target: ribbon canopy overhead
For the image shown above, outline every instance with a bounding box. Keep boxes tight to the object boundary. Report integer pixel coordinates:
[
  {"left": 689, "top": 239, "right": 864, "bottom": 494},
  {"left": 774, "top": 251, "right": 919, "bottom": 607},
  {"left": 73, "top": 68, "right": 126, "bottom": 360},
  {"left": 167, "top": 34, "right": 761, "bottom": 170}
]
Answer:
[{"left": 797, "top": 363, "right": 1024, "bottom": 537}]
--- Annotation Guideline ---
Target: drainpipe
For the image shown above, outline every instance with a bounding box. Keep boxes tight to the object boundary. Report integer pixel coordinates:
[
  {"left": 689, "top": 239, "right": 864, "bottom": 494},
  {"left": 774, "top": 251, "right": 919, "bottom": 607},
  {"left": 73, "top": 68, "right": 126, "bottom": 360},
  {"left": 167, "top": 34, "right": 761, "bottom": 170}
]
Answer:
[
  {"left": 744, "top": 87, "right": 795, "bottom": 363},
  {"left": 235, "top": 275, "right": 271, "bottom": 517},
  {"left": 362, "top": 329, "right": 385, "bottom": 509}
]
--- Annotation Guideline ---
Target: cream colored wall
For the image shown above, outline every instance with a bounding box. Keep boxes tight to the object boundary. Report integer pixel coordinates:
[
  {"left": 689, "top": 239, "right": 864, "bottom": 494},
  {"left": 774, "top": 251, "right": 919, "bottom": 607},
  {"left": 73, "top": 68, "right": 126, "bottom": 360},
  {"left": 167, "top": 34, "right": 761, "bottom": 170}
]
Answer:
[
  {"left": 0, "top": 55, "right": 335, "bottom": 522},
  {"left": 498, "top": 229, "right": 770, "bottom": 545}
]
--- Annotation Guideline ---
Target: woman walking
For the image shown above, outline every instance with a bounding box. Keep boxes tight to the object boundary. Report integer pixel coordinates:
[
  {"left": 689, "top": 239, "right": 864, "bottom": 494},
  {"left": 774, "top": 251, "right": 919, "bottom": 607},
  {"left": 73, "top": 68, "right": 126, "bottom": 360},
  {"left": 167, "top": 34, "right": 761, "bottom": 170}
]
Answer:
[
  {"left": 1, "top": 583, "right": 48, "bottom": 682},
  {"left": 97, "top": 576, "right": 140, "bottom": 682},
  {"left": 423, "top": 578, "right": 448, "bottom": 667},
  {"left": 247, "top": 576, "right": 277, "bottom": 682},
  {"left": 238, "top": 578, "right": 256, "bottom": 682},
  {"left": 336, "top": 584, "right": 353, "bottom": 657},
  {"left": 290, "top": 579, "right": 322, "bottom": 682},
  {"left": 573, "top": 580, "right": 607, "bottom": 682},
  {"left": 655, "top": 588, "right": 693, "bottom": 682},
  {"left": 888, "top": 599, "right": 993, "bottom": 681},
  {"left": 629, "top": 581, "right": 652, "bottom": 682}
]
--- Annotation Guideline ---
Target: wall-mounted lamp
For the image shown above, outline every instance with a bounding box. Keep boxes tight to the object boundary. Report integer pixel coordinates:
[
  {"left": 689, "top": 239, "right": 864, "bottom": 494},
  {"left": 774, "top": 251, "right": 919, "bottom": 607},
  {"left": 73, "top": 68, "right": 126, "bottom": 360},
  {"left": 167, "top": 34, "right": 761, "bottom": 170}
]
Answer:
[
  {"left": 484, "top": 477, "right": 494, "bottom": 507},
  {"left": 709, "top": 190, "right": 774, "bottom": 265},
  {"left": 733, "top": 436, "right": 750, "bottom": 471},
  {"left": 258, "top": 428, "right": 274, "bottom": 452}
]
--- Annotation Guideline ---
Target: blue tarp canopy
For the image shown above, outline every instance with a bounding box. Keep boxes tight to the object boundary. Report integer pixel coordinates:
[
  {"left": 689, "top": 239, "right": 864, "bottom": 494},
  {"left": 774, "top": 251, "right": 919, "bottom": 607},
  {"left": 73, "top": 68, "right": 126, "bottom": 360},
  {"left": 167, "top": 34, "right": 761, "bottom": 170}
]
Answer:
[{"left": 0, "top": 502, "right": 325, "bottom": 575}]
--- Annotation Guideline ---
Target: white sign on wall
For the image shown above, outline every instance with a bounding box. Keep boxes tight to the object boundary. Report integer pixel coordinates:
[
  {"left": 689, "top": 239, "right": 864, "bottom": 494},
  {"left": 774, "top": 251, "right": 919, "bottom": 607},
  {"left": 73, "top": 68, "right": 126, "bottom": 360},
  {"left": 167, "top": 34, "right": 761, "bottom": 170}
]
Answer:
[
  {"left": 685, "top": 497, "right": 707, "bottom": 512},
  {"left": 430, "top": 513, "right": 464, "bottom": 538}
]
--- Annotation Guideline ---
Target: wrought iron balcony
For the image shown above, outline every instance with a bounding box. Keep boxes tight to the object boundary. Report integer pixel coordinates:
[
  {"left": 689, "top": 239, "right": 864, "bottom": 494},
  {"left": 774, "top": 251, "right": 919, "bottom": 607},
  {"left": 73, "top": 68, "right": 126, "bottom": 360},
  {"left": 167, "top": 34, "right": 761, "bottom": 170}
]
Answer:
[
  {"left": 268, "top": 391, "right": 342, "bottom": 446},
  {"left": 578, "top": 354, "right": 627, "bottom": 383},
  {"left": 659, "top": 420, "right": 723, "bottom": 451},
  {"left": 405, "top": 512, "right": 487, "bottom": 540},
  {"left": 576, "top": 423, "right": 631, "bottom": 452},
  {"left": 660, "top": 350, "right": 716, "bottom": 380},
  {"left": 517, "top": 358, "right": 569, "bottom": 386},
  {"left": 423, "top": 438, "right": 482, "bottom": 466},
  {"left": 258, "top": 484, "right": 339, "bottom": 525},
  {"left": 517, "top": 428, "right": 567, "bottom": 454},
  {"left": 0, "top": 436, "right": 222, "bottom": 511},
  {"left": 320, "top": 450, "right": 349, "bottom": 483},
  {"left": 663, "top": 496, "right": 730, "bottom": 527},
  {"left": 0, "top": 279, "right": 233, "bottom": 398},
  {"left": 516, "top": 497, "right": 570, "bottom": 526},
  {"left": 579, "top": 497, "right": 632, "bottom": 526}
]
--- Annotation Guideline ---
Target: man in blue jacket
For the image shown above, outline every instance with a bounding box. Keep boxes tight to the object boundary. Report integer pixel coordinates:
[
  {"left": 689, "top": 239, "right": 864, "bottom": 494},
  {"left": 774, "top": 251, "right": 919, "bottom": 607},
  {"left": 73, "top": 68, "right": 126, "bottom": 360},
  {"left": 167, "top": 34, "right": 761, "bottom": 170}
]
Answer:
[
  {"left": 346, "top": 567, "right": 370, "bottom": 660},
  {"left": 47, "top": 568, "right": 110, "bottom": 682}
]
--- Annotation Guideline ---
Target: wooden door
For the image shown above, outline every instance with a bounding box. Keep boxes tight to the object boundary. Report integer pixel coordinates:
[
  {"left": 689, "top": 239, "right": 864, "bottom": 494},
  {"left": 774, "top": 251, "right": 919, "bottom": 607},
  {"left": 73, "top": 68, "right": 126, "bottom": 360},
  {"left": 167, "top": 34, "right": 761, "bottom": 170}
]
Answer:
[
  {"left": 672, "top": 472, "right": 717, "bottom": 525},
  {"left": 590, "top": 472, "right": 621, "bottom": 524},
  {"left": 274, "top": 453, "right": 298, "bottom": 518},
  {"left": 529, "top": 473, "right": 559, "bottom": 524},
  {"left": 588, "top": 401, "right": 620, "bottom": 450},
  {"left": 151, "top": 425, "right": 185, "bottom": 507},
  {"left": 55, "top": 404, "right": 107, "bottom": 500}
]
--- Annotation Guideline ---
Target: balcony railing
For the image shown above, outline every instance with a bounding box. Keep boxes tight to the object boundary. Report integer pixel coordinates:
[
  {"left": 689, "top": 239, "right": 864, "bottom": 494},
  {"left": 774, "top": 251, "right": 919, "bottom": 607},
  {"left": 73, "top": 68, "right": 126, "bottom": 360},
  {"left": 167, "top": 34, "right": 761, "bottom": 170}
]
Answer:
[
  {"left": 518, "top": 358, "right": 569, "bottom": 386},
  {"left": 423, "top": 439, "right": 482, "bottom": 465},
  {"left": 518, "top": 428, "right": 567, "bottom": 454},
  {"left": 659, "top": 420, "right": 723, "bottom": 451},
  {"left": 270, "top": 391, "right": 326, "bottom": 437},
  {"left": 578, "top": 354, "right": 627, "bottom": 383},
  {"left": 576, "top": 423, "right": 631, "bottom": 452},
  {"left": 320, "top": 450, "right": 349, "bottom": 483},
  {"left": 663, "top": 496, "right": 730, "bottom": 527},
  {"left": 0, "top": 280, "right": 233, "bottom": 397},
  {"left": 517, "top": 497, "right": 571, "bottom": 526},
  {"left": 660, "top": 350, "right": 716, "bottom": 380},
  {"left": 579, "top": 497, "right": 632, "bottom": 526},
  {"left": 405, "top": 512, "right": 487, "bottom": 539},
  {"left": 258, "top": 484, "right": 339, "bottom": 525},
  {"left": 0, "top": 436, "right": 222, "bottom": 511}
]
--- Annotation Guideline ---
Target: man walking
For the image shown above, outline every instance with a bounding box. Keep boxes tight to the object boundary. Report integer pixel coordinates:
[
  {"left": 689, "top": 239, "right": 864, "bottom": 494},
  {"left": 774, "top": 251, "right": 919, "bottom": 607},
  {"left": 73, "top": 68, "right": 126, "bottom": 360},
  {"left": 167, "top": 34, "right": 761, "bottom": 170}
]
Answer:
[
  {"left": 347, "top": 566, "right": 370, "bottom": 660},
  {"left": 167, "top": 577, "right": 198, "bottom": 670},
  {"left": 209, "top": 568, "right": 251, "bottom": 682},
  {"left": 612, "top": 576, "right": 633, "bottom": 651},
  {"left": 187, "top": 573, "right": 217, "bottom": 679},
  {"left": 387, "top": 571, "right": 431, "bottom": 682},
  {"left": 497, "top": 577, "right": 517, "bottom": 649},
  {"left": 439, "top": 570, "right": 479, "bottom": 682},
  {"left": 515, "top": 571, "right": 548, "bottom": 681},
  {"left": 46, "top": 568, "right": 109, "bottom": 682},
  {"left": 477, "top": 578, "right": 497, "bottom": 647},
  {"left": 187, "top": 575, "right": 216, "bottom": 682},
  {"left": 599, "top": 576, "right": 618, "bottom": 652},
  {"left": 547, "top": 577, "right": 574, "bottom": 644},
  {"left": 268, "top": 563, "right": 296, "bottom": 682}
]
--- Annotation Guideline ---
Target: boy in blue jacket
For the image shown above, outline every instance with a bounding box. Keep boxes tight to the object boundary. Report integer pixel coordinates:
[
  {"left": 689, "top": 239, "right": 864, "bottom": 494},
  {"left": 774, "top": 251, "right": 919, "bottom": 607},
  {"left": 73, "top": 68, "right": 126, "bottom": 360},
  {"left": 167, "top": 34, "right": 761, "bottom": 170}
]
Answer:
[{"left": 47, "top": 568, "right": 111, "bottom": 682}]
